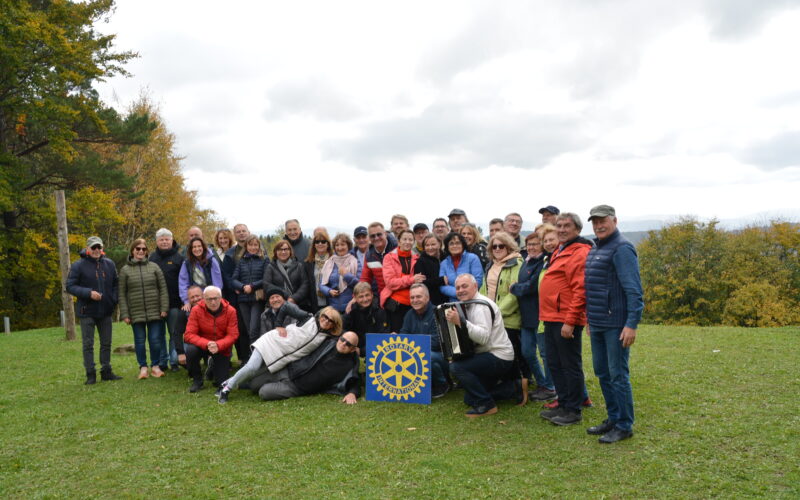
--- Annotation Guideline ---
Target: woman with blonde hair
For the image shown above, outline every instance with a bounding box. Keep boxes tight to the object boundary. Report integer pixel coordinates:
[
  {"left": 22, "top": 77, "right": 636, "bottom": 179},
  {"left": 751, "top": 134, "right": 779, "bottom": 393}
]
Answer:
[
  {"left": 232, "top": 235, "right": 268, "bottom": 351},
  {"left": 460, "top": 223, "right": 489, "bottom": 271},
  {"left": 216, "top": 306, "right": 343, "bottom": 403},
  {"left": 213, "top": 228, "right": 234, "bottom": 260},
  {"left": 480, "top": 231, "right": 529, "bottom": 404},
  {"left": 320, "top": 233, "right": 359, "bottom": 313},
  {"left": 304, "top": 229, "right": 332, "bottom": 312}
]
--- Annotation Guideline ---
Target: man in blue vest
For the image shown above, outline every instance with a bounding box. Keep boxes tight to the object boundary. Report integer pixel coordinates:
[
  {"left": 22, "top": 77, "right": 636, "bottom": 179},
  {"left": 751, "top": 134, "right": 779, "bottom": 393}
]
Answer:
[{"left": 584, "top": 205, "right": 644, "bottom": 443}]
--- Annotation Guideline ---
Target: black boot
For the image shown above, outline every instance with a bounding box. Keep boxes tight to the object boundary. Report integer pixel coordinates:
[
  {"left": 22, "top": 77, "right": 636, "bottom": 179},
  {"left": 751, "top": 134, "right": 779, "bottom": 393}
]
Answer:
[
  {"left": 85, "top": 370, "right": 97, "bottom": 385},
  {"left": 100, "top": 368, "right": 122, "bottom": 381}
]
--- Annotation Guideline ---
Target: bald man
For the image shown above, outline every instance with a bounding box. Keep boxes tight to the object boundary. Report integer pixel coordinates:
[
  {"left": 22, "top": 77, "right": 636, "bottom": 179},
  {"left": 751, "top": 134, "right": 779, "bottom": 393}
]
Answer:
[{"left": 230, "top": 331, "right": 362, "bottom": 404}]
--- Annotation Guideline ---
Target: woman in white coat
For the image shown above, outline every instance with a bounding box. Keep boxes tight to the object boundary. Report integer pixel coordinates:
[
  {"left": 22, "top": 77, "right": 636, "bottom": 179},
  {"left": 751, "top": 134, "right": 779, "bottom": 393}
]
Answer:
[{"left": 216, "top": 306, "right": 342, "bottom": 403}]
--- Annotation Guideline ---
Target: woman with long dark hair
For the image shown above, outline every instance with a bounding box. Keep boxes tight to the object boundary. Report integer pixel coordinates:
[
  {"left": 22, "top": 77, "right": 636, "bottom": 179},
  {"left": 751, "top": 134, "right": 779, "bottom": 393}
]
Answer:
[{"left": 179, "top": 237, "right": 223, "bottom": 311}]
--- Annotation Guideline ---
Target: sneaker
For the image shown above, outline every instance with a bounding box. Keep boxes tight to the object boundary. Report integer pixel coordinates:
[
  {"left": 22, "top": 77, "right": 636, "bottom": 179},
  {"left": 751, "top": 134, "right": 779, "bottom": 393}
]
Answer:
[
  {"left": 599, "top": 427, "right": 633, "bottom": 443},
  {"left": 150, "top": 366, "right": 165, "bottom": 378},
  {"left": 543, "top": 399, "right": 559, "bottom": 409},
  {"left": 189, "top": 380, "right": 204, "bottom": 393},
  {"left": 465, "top": 405, "right": 498, "bottom": 418},
  {"left": 218, "top": 387, "right": 230, "bottom": 404},
  {"left": 432, "top": 384, "right": 449, "bottom": 399},
  {"left": 539, "top": 407, "right": 564, "bottom": 421},
  {"left": 551, "top": 410, "right": 582, "bottom": 426},
  {"left": 530, "top": 387, "right": 557, "bottom": 401},
  {"left": 583, "top": 397, "right": 594, "bottom": 408}
]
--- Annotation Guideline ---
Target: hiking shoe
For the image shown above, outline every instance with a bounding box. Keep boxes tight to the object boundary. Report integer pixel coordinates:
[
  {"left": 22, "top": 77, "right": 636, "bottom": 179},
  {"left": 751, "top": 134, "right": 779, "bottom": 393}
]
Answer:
[
  {"left": 530, "top": 387, "right": 557, "bottom": 401},
  {"left": 539, "top": 407, "right": 564, "bottom": 421},
  {"left": 551, "top": 410, "right": 582, "bottom": 426},
  {"left": 599, "top": 428, "right": 634, "bottom": 444},
  {"left": 100, "top": 369, "right": 122, "bottom": 381},
  {"left": 587, "top": 419, "right": 615, "bottom": 436},
  {"left": 189, "top": 380, "right": 204, "bottom": 393},
  {"left": 465, "top": 405, "right": 498, "bottom": 418}
]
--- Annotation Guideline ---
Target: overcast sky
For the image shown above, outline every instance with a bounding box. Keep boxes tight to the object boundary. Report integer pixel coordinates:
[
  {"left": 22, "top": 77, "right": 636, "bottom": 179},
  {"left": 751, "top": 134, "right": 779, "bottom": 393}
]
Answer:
[{"left": 97, "top": 0, "right": 800, "bottom": 235}]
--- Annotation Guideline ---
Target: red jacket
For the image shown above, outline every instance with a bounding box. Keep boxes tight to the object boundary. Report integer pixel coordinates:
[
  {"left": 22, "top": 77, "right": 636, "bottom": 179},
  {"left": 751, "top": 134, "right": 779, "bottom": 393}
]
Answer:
[
  {"left": 183, "top": 299, "right": 239, "bottom": 356},
  {"left": 539, "top": 239, "right": 591, "bottom": 326},
  {"left": 380, "top": 249, "right": 420, "bottom": 307}
]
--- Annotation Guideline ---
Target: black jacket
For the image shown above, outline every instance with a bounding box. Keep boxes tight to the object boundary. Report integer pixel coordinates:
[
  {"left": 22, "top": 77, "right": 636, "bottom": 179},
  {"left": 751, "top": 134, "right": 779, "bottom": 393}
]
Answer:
[
  {"left": 66, "top": 250, "right": 119, "bottom": 318},
  {"left": 263, "top": 259, "right": 311, "bottom": 311},
  {"left": 149, "top": 241, "right": 184, "bottom": 308},
  {"left": 343, "top": 303, "right": 389, "bottom": 357},
  {"left": 413, "top": 252, "right": 447, "bottom": 306}
]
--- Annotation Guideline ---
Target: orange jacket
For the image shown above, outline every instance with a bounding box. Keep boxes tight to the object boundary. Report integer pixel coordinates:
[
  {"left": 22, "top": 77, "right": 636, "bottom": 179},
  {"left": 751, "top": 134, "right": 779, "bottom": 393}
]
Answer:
[
  {"left": 380, "top": 250, "right": 419, "bottom": 307},
  {"left": 184, "top": 299, "right": 239, "bottom": 356},
  {"left": 538, "top": 239, "right": 591, "bottom": 326}
]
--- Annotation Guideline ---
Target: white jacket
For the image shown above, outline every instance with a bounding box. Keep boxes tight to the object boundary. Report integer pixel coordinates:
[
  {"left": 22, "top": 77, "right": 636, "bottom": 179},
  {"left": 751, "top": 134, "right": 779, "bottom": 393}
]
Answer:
[{"left": 251, "top": 318, "right": 328, "bottom": 373}]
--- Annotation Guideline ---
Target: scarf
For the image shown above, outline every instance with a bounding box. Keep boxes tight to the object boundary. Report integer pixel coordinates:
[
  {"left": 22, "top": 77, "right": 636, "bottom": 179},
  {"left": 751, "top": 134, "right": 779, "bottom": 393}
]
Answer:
[
  {"left": 320, "top": 253, "right": 358, "bottom": 292},
  {"left": 486, "top": 252, "right": 521, "bottom": 301}
]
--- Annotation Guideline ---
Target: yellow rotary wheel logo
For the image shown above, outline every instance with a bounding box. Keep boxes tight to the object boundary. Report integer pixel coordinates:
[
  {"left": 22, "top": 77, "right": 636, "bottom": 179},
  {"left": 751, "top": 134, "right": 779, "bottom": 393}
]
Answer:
[{"left": 368, "top": 336, "right": 429, "bottom": 400}]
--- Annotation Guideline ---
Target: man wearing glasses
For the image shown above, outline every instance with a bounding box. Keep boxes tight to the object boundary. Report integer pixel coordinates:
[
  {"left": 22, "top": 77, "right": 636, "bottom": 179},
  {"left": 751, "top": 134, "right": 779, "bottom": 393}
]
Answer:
[
  {"left": 241, "top": 331, "right": 361, "bottom": 404},
  {"left": 359, "top": 222, "right": 398, "bottom": 298},
  {"left": 66, "top": 236, "right": 122, "bottom": 385},
  {"left": 183, "top": 286, "right": 239, "bottom": 393}
]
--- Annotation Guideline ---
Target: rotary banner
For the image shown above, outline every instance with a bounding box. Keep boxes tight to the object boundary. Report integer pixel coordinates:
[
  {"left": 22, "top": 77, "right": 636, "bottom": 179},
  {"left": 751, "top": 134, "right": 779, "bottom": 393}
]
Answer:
[{"left": 366, "top": 333, "right": 431, "bottom": 405}]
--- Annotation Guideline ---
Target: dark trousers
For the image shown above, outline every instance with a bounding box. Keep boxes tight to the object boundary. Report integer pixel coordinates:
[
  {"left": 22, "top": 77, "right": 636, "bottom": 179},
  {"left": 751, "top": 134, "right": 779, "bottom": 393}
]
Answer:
[
  {"left": 185, "top": 343, "right": 231, "bottom": 386},
  {"left": 238, "top": 301, "right": 264, "bottom": 343},
  {"left": 504, "top": 328, "right": 532, "bottom": 381},
  {"left": 233, "top": 305, "right": 251, "bottom": 364},
  {"left": 450, "top": 352, "right": 514, "bottom": 408},
  {"left": 79, "top": 316, "right": 113, "bottom": 373},
  {"left": 543, "top": 321, "right": 585, "bottom": 413},
  {"left": 387, "top": 303, "right": 411, "bottom": 333}
]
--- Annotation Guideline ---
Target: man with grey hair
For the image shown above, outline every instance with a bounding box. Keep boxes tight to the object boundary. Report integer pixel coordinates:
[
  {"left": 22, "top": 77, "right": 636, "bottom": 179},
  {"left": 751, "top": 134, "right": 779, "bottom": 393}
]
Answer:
[
  {"left": 446, "top": 274, "right": 524, "bottom": 417},
  {"left": 149, "top": 227, "right": 185, "bottom": 370},
  {"left": 584, "top": 205, "right": 643, "bottom": 443},
  {"left": 448, "top": 209, "right": 468, "bottom": 232},
  {"left": 183, "top": 285, "right": 239, "bottom": 393},
  {"left": 399, "top": 283, "right": 449, "bottom": 398},
  {"left": 538, "top": 212, "right": 593, "bottom": 426},
  {"left": 284, "top": 219, "right": 310, "bottom": 262},
  {"left": 66, "top": 236, "right": 122, "bottom": 385}
]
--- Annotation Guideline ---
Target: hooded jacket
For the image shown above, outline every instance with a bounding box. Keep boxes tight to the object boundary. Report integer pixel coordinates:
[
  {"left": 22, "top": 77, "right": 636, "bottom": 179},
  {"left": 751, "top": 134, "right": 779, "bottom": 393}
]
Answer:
[{"left": 149, "top": 241, "right": 184, "bottom": 308}]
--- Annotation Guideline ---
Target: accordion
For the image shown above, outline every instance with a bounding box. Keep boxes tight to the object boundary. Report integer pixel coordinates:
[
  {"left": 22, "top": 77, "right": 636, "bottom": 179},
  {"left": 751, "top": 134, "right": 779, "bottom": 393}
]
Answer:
[{"left": 434, "top": 299, "right": 495, "bottom": 361}]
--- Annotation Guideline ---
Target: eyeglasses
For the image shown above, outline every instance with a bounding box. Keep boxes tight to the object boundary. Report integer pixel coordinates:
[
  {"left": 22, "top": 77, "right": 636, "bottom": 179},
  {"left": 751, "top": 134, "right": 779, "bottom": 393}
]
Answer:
[
  {"left": 90, "top": 245, "right": 103, "bottom": 250},
  {"left": 277, "top": 247, "right": 290, "bottom": 252},
  {"left": 314, "top": 240, "right": 329, "bottom": 245},
  {"left": 134, "top": 247, "right": 147, "bottom": 252},
  {"left": 492, "top": 244, "right": 506, "bottom": 250},
  {"left": 368, "top": 233, "right": 384, "bottom": 239},
  {"left": 339, "top": 337, "right": 356, "bottom": 348}
]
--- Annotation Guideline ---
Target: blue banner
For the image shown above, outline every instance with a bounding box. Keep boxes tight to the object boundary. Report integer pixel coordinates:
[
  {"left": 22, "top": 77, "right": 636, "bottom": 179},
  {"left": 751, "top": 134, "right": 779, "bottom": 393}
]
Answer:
[{"left": 366, "top": 334, "right": 431, "bottom": 405}]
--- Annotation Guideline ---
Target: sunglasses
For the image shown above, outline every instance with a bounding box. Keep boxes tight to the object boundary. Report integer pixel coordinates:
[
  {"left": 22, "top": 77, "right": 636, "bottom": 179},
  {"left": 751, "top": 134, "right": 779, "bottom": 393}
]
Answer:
[
  {"left": 368, "top": 233, "right": 384, "bottom": 239},
  {"left": 320, "top": 313, "right": 332, "bottom": 323},
  {"left": 134, "top": 247, "right": 147, "bottom": 252},
  {"left": 314, "top": 240, "right": 329, "bottom": 245},
  {"left": 339, "top": 337, "right": 356, "bottom": 348},
  {"left": 492, "top": 244, "right": 506, "bottom": 250},
  {"left": 90, "top": 245, "right": 103, "bottom": 250}
]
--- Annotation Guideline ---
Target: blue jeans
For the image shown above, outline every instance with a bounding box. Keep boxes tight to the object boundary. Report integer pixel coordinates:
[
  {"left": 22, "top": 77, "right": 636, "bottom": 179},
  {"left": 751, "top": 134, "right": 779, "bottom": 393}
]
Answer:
[
  {"left": 430, "top": 350, "right": 448, "bottom": 390},
  {"left": 590, "top": 326, "right": 634, "bottom": 431},
  {"left": 162, "top": 307, "right": 181, "bottom": 367},
  {"left": 450, "top": 352, "right": 514, "bottom": 408},
  {"left": 132, "top": 320, "right": 164, "bottom": 368},
  {"left": 521, "top": 326, "right": 554, "bottom": 390}
]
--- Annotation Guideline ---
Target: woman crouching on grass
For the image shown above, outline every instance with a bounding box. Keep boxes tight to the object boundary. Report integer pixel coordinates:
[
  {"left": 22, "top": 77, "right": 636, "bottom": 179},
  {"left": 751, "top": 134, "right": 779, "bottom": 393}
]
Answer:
[{"left": 216, "top": 306, "right": 343, "bottom": 403}]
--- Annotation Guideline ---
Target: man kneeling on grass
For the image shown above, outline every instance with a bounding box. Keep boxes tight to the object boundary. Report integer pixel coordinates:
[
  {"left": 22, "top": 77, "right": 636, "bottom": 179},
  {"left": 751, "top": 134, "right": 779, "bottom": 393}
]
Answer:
[
  {"left": 184, "top": 286, "right": 239, "bottom": 393},
  {"left": 219, "top": 331, "right": 361, "bottom": 404}
]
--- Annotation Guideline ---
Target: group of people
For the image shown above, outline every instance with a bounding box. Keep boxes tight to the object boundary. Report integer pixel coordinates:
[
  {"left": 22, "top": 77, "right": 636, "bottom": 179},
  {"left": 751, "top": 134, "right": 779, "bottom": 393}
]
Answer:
[{"left": 67, "top": 204, "right": 643, "bottom": 444}]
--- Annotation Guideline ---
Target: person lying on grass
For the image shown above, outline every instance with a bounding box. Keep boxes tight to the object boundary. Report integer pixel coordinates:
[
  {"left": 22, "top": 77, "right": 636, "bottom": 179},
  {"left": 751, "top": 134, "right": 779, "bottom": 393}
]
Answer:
[
  {"left": 219, "top": 331, "right": 360, "bottom": 404},
  {"left": 216, "top": 306, "right": 343, "bottom": 402}
]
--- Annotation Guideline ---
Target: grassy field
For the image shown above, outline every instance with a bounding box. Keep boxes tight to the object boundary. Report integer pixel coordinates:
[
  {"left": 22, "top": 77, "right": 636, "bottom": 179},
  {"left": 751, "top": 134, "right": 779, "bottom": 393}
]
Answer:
[{"left": 0, "top": 324, "right": 797, "bottom": 499}]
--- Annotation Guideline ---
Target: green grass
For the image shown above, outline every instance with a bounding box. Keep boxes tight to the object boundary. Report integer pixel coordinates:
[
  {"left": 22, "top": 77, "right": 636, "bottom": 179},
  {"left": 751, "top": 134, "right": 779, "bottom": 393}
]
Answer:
[{"left": 0, "top": 324, "right": 798, "bottom": 499}]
